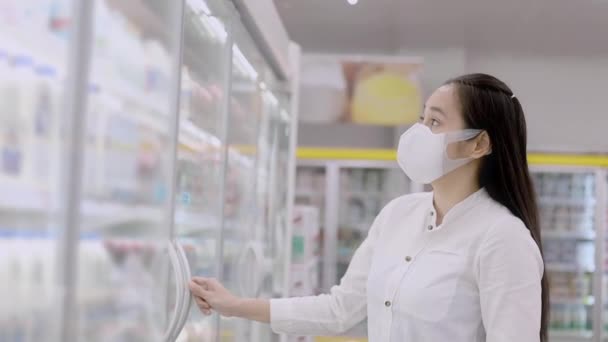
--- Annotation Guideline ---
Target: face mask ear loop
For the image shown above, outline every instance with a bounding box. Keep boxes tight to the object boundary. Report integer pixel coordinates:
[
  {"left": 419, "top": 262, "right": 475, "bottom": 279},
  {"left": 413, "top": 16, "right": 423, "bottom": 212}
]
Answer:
[
  {"left": 444, "top": 129, "right": 483, "bottom": 144},
  {"left": 442, "top": 129, "right": 484, "bottom": 162}
]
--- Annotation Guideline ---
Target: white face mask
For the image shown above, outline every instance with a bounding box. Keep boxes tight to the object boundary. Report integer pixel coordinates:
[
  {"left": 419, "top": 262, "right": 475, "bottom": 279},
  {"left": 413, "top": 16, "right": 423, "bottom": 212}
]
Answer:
[{"left": 397, "top": 123, "right": 483, "bottom": 184}]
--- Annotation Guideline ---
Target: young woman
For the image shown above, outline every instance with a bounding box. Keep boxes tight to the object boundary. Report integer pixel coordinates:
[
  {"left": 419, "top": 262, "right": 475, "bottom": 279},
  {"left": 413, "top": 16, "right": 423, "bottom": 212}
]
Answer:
[{"left": 189, "top": 73, "right": 548, "bottom": 342}]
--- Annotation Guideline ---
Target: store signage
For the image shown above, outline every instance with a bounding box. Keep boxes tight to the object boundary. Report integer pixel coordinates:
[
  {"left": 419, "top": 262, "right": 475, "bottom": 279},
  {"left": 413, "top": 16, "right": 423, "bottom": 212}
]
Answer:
[{"left": 299, "top": 54, "right": 423, "bottom": 126}]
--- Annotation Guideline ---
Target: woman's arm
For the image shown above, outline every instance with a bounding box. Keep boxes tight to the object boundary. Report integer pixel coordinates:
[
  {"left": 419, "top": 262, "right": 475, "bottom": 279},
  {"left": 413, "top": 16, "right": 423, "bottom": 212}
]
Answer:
[{"left": 189, "top": 200, "right": 393, "bottom": 336}]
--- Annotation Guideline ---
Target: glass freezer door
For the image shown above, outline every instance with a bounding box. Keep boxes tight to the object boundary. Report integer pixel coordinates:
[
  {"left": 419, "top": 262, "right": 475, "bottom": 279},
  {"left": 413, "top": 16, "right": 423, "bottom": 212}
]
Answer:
[
  {"left": 250, "top": 82, "right": 290, "bottom": 342},
  {"left": 532, "top": 169, "right": 598, "bottom": 341},
  {"left": 75, "top": 0, "right": 182, "bottom": 341},
  {"left": 172, "top": 1, "right": 233, "bottom": 341},
  {"left": 269, "top": 99, "right": 293, "bottom": 299},
  {"left": 219, "top": 19, "right": 263, "bottom": 342},
  {"left": 0, "top": 0, "right": 73, "bottom": 340}
]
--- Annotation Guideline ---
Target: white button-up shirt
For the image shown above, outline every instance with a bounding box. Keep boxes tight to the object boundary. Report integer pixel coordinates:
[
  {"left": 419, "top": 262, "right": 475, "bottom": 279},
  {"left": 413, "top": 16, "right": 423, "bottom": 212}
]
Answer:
[{"left": 271, "top": 189, "right": 543, "bottom": 342}]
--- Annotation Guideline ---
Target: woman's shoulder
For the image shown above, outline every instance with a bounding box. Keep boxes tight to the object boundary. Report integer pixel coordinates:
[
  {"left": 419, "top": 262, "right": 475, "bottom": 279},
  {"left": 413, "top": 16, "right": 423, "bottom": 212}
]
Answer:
[
  {"left": 382, "top": 191, "right": 432, "bottom": 214},
  {"left": 477, "top": 203, "right": 542, "bottom": 266},
  {"left": 375, "top": 191, "right": 432, "bottom": 224}
]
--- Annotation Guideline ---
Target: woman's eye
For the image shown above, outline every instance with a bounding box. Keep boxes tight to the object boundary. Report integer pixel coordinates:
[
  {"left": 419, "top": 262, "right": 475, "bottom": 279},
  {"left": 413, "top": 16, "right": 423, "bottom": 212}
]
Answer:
[
  {"left": 431, "top": 119, "right": 439, "bottom": 126},
  {"left": 418, "top": 115, "right": 425, "bottom": 122}
]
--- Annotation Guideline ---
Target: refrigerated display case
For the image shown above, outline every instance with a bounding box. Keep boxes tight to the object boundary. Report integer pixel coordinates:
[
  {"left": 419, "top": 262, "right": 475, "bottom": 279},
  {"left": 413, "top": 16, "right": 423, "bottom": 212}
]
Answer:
[
  {"left": 0, "top": 0, "right": 299, "bottom": 342},
  {"left": 531, "top": 167, "right": 606, "bottom": 341},
  {"left": 295, "top": 157, "right": 414, "bottom": 292}
]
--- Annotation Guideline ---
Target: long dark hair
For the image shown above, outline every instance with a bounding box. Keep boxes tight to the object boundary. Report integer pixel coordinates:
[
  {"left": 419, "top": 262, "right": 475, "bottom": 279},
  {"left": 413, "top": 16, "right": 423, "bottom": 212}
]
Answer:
[{"left": 445, "top": 73, "right": 548, "bottom": 342}]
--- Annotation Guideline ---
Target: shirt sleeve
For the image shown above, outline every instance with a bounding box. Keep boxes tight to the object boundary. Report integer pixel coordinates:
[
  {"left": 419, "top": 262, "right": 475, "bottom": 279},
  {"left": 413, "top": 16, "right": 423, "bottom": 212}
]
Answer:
[
  {"left": 270, "top": 200, "right": 392, "bottom": 336},
  {"left": 477, "top": 217, "right": 544, "bottom": 342}
]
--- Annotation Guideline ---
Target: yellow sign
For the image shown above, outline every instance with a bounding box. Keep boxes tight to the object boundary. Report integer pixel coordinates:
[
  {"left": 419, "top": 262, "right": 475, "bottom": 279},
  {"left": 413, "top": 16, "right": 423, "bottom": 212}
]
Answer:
[{"left": 296, "top": 147, "right": 608, "bottom": 167}]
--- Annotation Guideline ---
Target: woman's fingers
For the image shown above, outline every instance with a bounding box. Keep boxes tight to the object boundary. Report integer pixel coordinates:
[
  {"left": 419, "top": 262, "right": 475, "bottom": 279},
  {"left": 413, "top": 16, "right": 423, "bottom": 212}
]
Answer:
[
  {"left": 195, "top": 296, "right": 211, "bottom": 309},
  {"left": 192, "top": 276, "right": 218, "bottom": 291},
  {"left": 189, "top": 280, "right": 212, "bottom": 298},
  {"left": 194, "top": 295, "right": 213, "bottom": 316}
]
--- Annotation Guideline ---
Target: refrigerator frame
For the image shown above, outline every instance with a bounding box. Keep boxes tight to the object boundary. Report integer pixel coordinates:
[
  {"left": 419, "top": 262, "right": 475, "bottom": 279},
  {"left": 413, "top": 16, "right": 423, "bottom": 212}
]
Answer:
[{"left": 59, "top": 0, "right": 94, "bottom": 340}]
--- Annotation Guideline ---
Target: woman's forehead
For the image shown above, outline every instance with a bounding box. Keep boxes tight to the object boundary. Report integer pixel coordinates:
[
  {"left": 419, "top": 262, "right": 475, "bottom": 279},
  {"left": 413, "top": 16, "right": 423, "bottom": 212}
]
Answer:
[{"left": 425, "top": 85, "right": 459, "bottom": 117}]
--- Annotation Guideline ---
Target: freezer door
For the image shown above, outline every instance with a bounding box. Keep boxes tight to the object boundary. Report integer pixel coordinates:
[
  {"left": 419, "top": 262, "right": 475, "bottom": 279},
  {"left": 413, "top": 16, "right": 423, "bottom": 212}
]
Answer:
[
  {"left": 257, "top": 91, "right": 294, "bottom": 342},
  {"left": 531, "top": 169, "right": 598, "bottom": 341},
  {"left": 269, "top": 98, "right": 293, "bottom": 299},
  {"left": 171, "top": 1, "right": 234, "bottom": 341},
  {"left": 73, "top": 0, "right": 183, "bottom": 341},
  {"left": 250, "top": 80, "right": 287, "bottom": 342},
  {"left": 219, "top": 19, "right": 265, "bottom": 342},
  {"left": 0, "top": 0, "right": 74, "bottom": 340}
]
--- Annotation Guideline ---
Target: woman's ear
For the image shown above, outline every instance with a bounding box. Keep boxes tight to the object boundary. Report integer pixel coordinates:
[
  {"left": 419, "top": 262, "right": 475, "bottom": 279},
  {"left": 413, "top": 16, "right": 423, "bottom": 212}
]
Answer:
[{"left": 471, "top": 131, "right": 492, "bottom": 158}]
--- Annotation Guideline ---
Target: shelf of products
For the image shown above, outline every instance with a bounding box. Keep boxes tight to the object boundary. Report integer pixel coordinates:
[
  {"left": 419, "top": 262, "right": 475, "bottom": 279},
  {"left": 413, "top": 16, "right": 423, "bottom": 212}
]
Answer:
[
  {"left": 549, "top": 329, "right": 593, "bottom": 340},
  {"left": 532, "top": 170, "right": 603, "bottom": 340}
]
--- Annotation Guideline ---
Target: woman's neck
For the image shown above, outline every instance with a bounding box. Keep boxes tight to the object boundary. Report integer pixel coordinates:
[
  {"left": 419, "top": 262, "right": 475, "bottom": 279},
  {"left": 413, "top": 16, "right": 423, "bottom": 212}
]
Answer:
[{"left": 431, "top": 167, "right": 481, "bottom": 225}]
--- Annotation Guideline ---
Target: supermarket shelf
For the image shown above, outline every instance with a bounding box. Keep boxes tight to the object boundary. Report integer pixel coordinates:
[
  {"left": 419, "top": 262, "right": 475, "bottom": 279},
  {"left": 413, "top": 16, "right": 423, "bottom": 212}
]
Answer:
[
  {"left": 106, "top": 0, "right": 170, "bottom": 48},
  {"left": 82, "top": 200, "right": 164, "bottom": 230},
  {"left": 296, "top": 189, "right": 325, "bottom": 198},
  {"left": 174, "top": 210, "right": 221, "bottom": 233},
  {"left": 0, "top": 175, "right": 168, "bottom": 228},
  {"left": 549, "top": 330, "right": 593, "bottom": 340},
  {"left": 552, "top": 296, "right": 595, "bottom": 306},
  {"left": 315, "top": 337, "right": 367, "bottom": 342},
  {"left": 538, "top": 196, "right": 596, "bottom": 207},
  {"left": 341, "top": 221, "right": 374, "bottom": 232},
  {"left": 542, "top": 230, "right": 596, "bottom": 240},
  {"left": 96, "top": 74, "right": 171, "bottom": 133},
  {"left": 0, "top": 177, "right": 50, "bottom": 213},
  {"left": 174, "top": 210, "right": 243, "bottom": 235},
  {"left": 546, "top": 262, "right": 595, "bottom": 273},
  {"left": 343, "top": 190, "right": 385, "bottom": 198}
]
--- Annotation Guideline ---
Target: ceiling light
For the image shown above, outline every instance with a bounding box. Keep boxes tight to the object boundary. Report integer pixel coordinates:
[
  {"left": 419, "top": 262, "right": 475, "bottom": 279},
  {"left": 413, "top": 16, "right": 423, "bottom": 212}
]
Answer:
[{"left": 347, "top": 0, "right": 358, "bottom": 5}]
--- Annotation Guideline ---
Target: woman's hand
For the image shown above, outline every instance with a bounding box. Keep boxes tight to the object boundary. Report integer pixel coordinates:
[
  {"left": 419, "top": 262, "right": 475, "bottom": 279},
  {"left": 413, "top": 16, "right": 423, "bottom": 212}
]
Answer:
[
  {"left": 189, "top": 277, "right": 241, "bottom": 317},
  {"left": 189, "top": 276, "right": 271, "bottom": 323}
]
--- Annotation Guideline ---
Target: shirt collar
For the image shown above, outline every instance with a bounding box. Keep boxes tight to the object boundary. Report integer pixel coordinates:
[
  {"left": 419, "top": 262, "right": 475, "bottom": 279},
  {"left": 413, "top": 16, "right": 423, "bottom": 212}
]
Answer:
[{"left": 428, "top": 187, "right": 490, "bottom": 227}]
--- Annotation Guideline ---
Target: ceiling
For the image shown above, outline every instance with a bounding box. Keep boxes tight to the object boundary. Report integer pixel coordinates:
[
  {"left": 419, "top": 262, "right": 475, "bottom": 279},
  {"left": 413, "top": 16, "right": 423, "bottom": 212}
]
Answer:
[{"left": 274, "top": 0, "right": 608, "bottom": 56}]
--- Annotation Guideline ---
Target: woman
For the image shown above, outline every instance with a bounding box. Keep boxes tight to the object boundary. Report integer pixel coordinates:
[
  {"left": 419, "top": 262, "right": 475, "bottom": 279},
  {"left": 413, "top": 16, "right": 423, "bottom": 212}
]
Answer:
[{"left": 189, "top": 73, "right": 548, "bottom": 342}]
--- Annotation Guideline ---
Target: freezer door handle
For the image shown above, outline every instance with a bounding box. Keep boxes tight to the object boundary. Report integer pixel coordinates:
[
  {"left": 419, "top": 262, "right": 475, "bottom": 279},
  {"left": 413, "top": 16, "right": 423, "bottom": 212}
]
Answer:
[
  {"left": 238, "top": 242, "right": 274, "bottom": 297},
  {"left": 164, "top": 241, "right": 185, "bottom": 341},
  {"left": 170, "top": 240, "right": 193, "bottom": 340},
  {"left": 238, "top": 242, "right": 262, "bottom": 297}
]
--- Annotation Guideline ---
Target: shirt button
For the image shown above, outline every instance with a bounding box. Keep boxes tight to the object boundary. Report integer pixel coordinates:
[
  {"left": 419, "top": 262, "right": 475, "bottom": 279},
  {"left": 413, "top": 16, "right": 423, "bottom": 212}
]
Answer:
[
  {"left": 430, "top": 211, "right": 434, "bottom": 216},
  {"left": 385, "top": 301, "right": 392, "bottom": 307},
  {"left": 427, "top": 225, "right": 434, "bottom": 231},
  {"left": 405, "top": 256, "right": 412, "bottom": 262}
]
